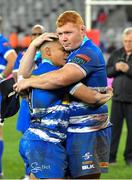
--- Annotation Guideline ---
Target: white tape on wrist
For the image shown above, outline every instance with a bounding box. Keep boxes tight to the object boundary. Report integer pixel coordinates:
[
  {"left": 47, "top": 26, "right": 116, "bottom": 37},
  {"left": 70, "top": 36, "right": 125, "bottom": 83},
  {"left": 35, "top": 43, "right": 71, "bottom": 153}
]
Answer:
[{"left": 18, "top": 75, "right": 24, "bottom": 82}]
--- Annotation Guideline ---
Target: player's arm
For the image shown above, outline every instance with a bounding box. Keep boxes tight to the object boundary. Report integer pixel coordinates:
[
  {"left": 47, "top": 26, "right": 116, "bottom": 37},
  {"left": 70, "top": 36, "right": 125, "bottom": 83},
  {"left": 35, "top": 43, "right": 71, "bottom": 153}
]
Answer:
[
  {"left": 18, "top": 33, "right": 58, "bottom": 78},
  {"left": 0, "top": 50, "right": 17, "bottom": 79},
  {"left": 71, "top": 83, "right": 113, "bottom": 106},
  {"left": 14, "top": 63, "right": 85, "bottom": 93},
  {"left": 18, "top": 45, "right": 36, "bottom": 78}
]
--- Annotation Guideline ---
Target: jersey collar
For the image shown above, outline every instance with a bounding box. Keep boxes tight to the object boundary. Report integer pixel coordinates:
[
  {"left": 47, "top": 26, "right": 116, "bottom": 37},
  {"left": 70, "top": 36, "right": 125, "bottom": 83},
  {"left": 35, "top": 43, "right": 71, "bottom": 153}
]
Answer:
[{"left": 42, "top": 58, "right": 53, "bottom": 65}]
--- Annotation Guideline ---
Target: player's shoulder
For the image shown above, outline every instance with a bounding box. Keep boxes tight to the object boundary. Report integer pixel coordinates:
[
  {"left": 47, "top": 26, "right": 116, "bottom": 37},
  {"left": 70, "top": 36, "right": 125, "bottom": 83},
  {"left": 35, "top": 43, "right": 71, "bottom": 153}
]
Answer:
[
  {"left": 0, "top": 35, "right": 11, "bottom": 50},
  {"left": 81, "top": 39, "right": 102, "bottom": 58},
  {"left": 0, "top": 34, "right": 9, "bottom": 43},
  {"left": 74, "top": 44, "right": 93, "bottom": 63}
]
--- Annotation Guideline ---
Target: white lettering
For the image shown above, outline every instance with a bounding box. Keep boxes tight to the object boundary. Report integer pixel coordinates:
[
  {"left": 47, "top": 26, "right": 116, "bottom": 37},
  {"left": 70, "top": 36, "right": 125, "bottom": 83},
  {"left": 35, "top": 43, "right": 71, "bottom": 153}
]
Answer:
[{"left": 82, "top": 164, "right": 95, "bottom": 170}]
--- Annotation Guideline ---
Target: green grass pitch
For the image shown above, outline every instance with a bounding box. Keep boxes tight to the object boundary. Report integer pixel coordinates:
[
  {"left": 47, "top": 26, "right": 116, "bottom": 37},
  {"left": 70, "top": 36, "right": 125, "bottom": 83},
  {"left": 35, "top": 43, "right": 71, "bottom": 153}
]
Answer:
[{"left": 2, "top": 100, "right": 132, "bottom": 179}]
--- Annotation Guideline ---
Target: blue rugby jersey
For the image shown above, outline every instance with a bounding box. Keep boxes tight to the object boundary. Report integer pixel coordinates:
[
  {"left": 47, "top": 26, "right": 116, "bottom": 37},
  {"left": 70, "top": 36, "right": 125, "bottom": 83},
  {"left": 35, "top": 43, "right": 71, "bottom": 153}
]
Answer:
[
  {"left": 13, "top": 51, "right": 24, "bottom": 72},
  {"left": 0, "top": 34, "right": 15, "bottom": 73},
  {"left": 67, "top": 37, "right": 111, "bottom": 133},
  {"left": 13, "top": 50, "right": 42, "bottom": 134},
  {"left": 24, "top": 60, "right": 70, "bottom": 143}
]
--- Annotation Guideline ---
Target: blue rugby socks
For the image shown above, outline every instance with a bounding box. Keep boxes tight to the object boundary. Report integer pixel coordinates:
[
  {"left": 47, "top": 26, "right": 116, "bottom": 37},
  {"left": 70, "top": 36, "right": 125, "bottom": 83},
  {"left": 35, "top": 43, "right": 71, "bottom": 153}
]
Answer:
[{"left": 0, "top": 140, "right": 4, "bottom": 174}]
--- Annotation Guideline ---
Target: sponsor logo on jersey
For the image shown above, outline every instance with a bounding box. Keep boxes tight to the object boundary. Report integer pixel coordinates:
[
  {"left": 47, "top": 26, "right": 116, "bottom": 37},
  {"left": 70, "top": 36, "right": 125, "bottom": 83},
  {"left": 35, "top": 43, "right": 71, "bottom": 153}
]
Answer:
[
  {"left": 99, "top": 162, "right": 109, "bottom": 168},
  {"left": 82, "top": 161, "right": 93, "bottom": 165},
  {"left": 82, "top": 152, "right": 93, "bottom": 160},
  {"left": 70, "top": 54, "right": 91, "bottom": 65},
  {"left": 31, "top": 162, "right": 51, "bottom": 173},
  {"left": 76, "top": 54, "right": 91, "bottom": 62},
  {"left": 82, "top": 164, "right": 95, "bottom": 170}
]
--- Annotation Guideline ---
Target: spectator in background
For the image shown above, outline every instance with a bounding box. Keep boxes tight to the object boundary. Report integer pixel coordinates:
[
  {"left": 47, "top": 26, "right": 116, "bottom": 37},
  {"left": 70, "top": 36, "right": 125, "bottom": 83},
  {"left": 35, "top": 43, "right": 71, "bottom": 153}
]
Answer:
[
  {"left": 13, "top": 24, "right": 45, "bottom": 180},
  {"left": 20, "top": 33, "right": 31, "bottom": 50},
  {"left": 107, "top": 27, "right": 132, "bottom": 165},
  {"left": 107, "top": 42, "right": 117, "bottom": 54},
  {"left": 9, "top": 31, "right": 19, "bottom": 53},
  {"left": 0, "top": 16, "right": 17, "bottom": 178},
  {"left": 97, "top": 8, "right": 108, "bottom": 28}
]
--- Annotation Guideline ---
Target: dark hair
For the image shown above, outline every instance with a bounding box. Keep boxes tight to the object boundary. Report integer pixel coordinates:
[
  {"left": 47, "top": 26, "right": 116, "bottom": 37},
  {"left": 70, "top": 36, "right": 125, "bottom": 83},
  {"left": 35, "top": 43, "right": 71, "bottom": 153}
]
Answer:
[{"left": 39, "top": 36, "right": 59, "bottom": 49}]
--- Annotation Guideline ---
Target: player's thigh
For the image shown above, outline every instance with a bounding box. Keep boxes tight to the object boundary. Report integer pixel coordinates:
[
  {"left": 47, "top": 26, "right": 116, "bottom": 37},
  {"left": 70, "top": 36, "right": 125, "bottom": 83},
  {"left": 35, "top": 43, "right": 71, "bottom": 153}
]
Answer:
[
  {"left": 19, "top": 138, "right": 67, "bottom": 179},
  {"left": 66, "top": 127, "right": 111, "bottom": 178}
]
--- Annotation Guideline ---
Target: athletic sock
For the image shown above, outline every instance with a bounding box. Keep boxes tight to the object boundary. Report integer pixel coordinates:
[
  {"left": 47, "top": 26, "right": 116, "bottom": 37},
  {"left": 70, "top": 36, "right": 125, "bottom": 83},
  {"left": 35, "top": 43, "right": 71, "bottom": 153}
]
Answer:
[{"left": 0, "top": 140, "right": 4, "bottom": 174}]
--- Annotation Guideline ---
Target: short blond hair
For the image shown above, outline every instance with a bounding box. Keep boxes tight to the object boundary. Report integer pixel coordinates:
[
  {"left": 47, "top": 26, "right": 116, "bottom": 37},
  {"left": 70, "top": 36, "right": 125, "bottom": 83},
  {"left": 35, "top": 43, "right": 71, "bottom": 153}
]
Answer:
[
  {"left": 31, "top": 24, "right": 46, "bottom": 33},
  {"left": 56, "top": 10, "right": 84, "bottom": 27},
  {"left": 123, "top": 27, "right": 132, "bottom": 37}
]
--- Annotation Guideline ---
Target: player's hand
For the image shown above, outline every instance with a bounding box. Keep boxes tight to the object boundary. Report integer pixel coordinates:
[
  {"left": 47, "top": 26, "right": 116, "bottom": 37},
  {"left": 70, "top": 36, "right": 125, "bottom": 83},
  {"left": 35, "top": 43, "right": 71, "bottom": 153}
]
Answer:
[
  {"left": 13, "top": 78, "right": 30, "bottom": 93},
  {"left": 106, "top": 86, "right": 113, "bottom": 95},
  {"left": 31, "top": 32, "right": 58, "bottom": 49},
  {"left": 95, "top": 87, "right": 113, "bottom": 106},
  {"left": 18, "top": 89, "right": 29, "bottom": 98}
]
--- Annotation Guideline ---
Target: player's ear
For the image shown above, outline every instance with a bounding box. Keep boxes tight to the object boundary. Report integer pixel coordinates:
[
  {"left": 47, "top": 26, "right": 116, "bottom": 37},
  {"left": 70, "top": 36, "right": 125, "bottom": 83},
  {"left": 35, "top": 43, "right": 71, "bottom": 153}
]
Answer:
[
  {"left": 80, "top": 25, "right": 86, "bottom": 34},
  {"left": 45, "top": 47, "right": 51, "bottom": 56}
]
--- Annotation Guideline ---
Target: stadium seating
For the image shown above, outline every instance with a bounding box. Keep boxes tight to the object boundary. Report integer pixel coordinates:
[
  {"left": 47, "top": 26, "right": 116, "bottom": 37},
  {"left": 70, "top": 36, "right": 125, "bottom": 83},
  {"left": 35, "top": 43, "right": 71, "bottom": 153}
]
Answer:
[
  {"left": 0, "top": 0, "right": 131, "bottom": 50},
  {"left": 0, "top": 0, "right": 85, "bottom": 34}
]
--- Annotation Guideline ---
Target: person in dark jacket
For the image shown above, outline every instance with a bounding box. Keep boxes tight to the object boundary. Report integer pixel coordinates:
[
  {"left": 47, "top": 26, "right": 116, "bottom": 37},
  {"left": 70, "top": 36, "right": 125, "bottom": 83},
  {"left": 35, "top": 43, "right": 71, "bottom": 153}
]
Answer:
[{"left": 107, "top": 27, "right": 132, "bottom": 165}]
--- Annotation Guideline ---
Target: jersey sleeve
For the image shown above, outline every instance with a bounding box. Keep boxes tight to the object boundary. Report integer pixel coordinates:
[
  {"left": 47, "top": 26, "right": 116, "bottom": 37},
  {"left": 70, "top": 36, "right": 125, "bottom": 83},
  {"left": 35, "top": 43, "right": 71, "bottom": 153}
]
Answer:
[
  {"left": 68, "top": 46, "right": 102, "bottom": 77},
  {"left": 13, "top": 51, "right": 23, "bottom": 72},
  {"left": 0, "top": 39, "right": 14, "bottom": 59}
]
